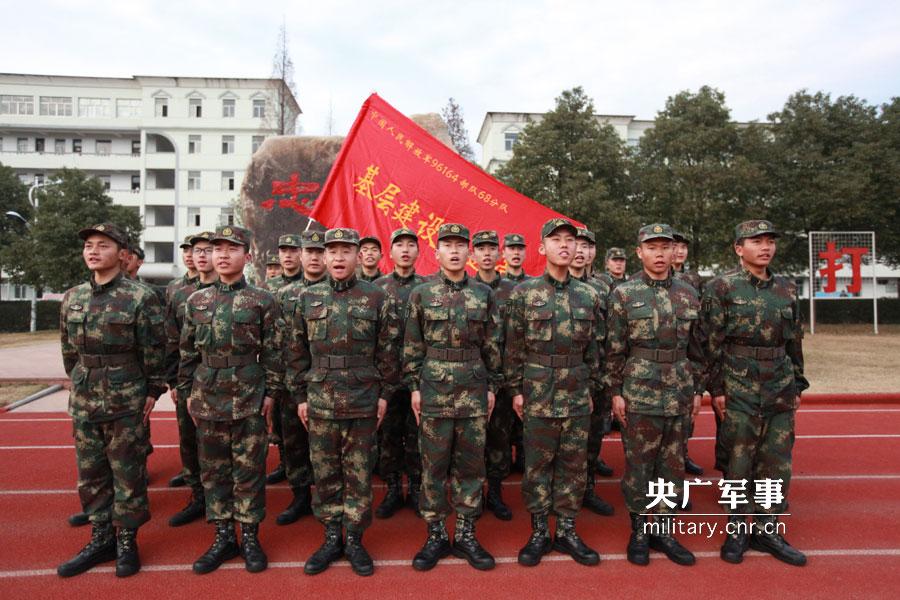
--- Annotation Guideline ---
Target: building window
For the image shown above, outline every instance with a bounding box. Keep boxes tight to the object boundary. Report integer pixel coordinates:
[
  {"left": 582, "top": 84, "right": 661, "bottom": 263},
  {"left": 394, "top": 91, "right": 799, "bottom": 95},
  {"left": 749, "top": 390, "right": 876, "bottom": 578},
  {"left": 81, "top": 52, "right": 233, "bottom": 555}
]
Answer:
[
  {"left": 78, "top": 97, "right": 111, "bottom": 118},
  {"left": 96, "top": 140, "right": 112, "bottom": 155},
  {"left": 55, "top": 139, "right": 65, "bottom": 154},
  {"left": 252, "top": 99, "right": 266, "bottom": 118},
  {"left": 17, "top": 138, "right": 27, "bottom": 153},
  {"left": 221, "top": 135, "right": 234, "bottom": 154},
  {"left": 251, "top": 135, "right": 264, "bottom": 153},
  {"left": 34, "top": 174, "right": 45, "bottom": 185},
  {"left": 189, "top": 98, "right": 202, "bottom": 118},
  {"left": 188, "top": 207, "right": 201, "bottom": 227},
  {"left": 98, "top": 175, "right": 111, "bottom": 191},
  {"left": 131, "top": 140, "right": 141, "bottom": 156},
  {"left": 221, "top": 171, "right": 235, "bottom": 191},
  {"left": 131, "top": 174, "right": 141, "bottom": 192},
  {"left": 13, "top": 284, "right": 28, "bottom": 299},
  {"left": 35, "top": 138, "right": 45, "bottom": 153},
  {"left": 504, "top": 132, "right": 519, "bottom": 151},
  {"left": 188, "top": 135, "right": 201, "bottom": 154},
  {"left": 222, "top": 98, "right": 235, "bottom": 118},
  {"left": 154, "top": 97, "right": 168, "bottom": 117},
  {"left": 187, "top": 171, "right": 201, "bottom": 191},
  {"left": 39, "top": 96, "right": 73, "bottom": 116},
  {"left": 0, "top": 95, "right": 34, "bottom": 115},
  {"left": 116, "top": 98, "right": 141, "bottom": 118},
  {"left": 72, "top": 139, "right": 82, "bottom": 154},
  {"left": 221, "top": 208, "right": 235, "bottom": 226}
]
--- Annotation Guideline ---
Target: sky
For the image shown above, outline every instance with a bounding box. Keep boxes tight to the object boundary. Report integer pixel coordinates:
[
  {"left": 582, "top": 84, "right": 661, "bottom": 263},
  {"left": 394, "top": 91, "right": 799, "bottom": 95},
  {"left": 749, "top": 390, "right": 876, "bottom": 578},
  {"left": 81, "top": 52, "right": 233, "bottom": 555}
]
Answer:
[{"left": 4, "top": 0, "right": 899, "bottom": 158}]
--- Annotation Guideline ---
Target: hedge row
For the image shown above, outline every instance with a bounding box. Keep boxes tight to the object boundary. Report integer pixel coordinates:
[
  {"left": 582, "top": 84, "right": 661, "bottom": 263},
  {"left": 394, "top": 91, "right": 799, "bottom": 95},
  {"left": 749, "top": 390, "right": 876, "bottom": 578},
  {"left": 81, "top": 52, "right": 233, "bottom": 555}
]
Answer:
[{"left": 0, "top": 300, "right": 61, "bottom": 333}]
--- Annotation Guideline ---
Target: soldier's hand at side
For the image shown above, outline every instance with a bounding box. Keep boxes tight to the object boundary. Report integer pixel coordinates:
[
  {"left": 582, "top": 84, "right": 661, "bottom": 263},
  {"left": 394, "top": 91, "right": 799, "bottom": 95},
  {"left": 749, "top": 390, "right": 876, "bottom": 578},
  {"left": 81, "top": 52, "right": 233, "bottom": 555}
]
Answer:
[
  {"left": 692, "top": 394, "right": 702, "bottom": 420},
  {"left": 298, "top": 402, "right": 309, "bottom": 430},
  {"left": 411, "top": 390, "right": 422, "bottom": 425},
  {"left": 262, "top": 396, "right": 274, "bottom": 433},
  {"left": 376, "top": 398, "right": 388, "bottom": 429},
  {"left": 188, "top": 397, "right": 198, "bottom": 427},
  {"left": 796, "top": 394, "right": 802, "bottom": 408},
  {"left": 712, "top": 395, "right": 726, "bottom": 420},
  {"left": 170, "top": 388, "right": 178, "bottom": 403},
  {"left": 487, "top": 391, "right": 496, "bottom": 420},
  {"left": 512, "top": 394, "right": 524, "bottom": 420},
  {"left": 142, "top": 396, "right": 156, "bottom": 425},
  {"left": 612, "top": 395, "right": 627, "bottom": 428}
]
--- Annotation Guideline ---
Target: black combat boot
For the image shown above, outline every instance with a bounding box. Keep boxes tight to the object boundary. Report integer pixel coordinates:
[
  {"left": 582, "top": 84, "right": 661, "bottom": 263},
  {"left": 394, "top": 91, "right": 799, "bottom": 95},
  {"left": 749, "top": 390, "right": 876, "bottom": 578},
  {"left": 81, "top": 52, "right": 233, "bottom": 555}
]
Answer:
[
  {"left": 749, "top": 517, "right": 807, "bottom": 566},
  {"left": 67, "top": 512, "right": 90, "bottom": 527},
  {"left": 375, "top": 473, "right": 405, "bottom": 519},
  {"left": 627, "top": 513, "right": 650, "bottom": 566},
  {"left": 240, "top": 523, "right": 268, "bottom": 573},
  {"left": 412, "top": 520, "right": 451, "bottom": 571},
  {"left": 517, "top": 512, "right": 552, "bottom": 566},
  {"left": 595, "top": 459, "right": 614, "bottom": 477},
  {"left": 685, "top": 456, "right": 704, "bottom": 476},
  {"left": 451, "top": 514, "right": 495, "bottom": 571},
  {"left": 720, "top": 515, "right": 749, "bottom": 564},
  {"left": 266, "top": 463, "right": 287, "bottom": 485},
  {"left": 57, "top": 521, "right": 116, "bottom": 577},
  {"left": 553, "top": 516, "right": 600, "bottom": 566},
  {"left": 192, "top": 521, "right": 240, "bottom": 574},
  {"left": 304, "top": 522, "right": 343, "bottom": 575},
  {"left": 169, "top": 491, "right": 205, "bottom": 527},
  {"left": 345, "top": 528, "right": 374, "bottom": 576},
  {"left": 485, "top": 478, "right": 512, "bottom": 521},
  {"left": 406, "top": 475, "right": 421, "bottom": 515},
  {"left": 582, "top": 473, "right": 615, "bottom": 516},
  {"left": 649, "top": 516, "right": 696, "bottom": 566},
  {"left": 168, "top": 472, "right": 187, "bottom": 487},
  {"left": 115, "top": 527, "right": 140, "bottom": 578},
  {"left": 276, "top": 485, "right": 312, "bottom": 525}
]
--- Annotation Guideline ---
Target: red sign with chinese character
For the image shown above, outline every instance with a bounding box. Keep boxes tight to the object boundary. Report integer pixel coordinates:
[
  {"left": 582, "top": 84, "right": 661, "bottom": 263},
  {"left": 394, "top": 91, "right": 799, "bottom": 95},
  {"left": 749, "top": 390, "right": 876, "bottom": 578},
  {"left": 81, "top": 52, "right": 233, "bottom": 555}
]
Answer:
[
  {"left": 818, "top": 241, "right": 870, "bottom": 294},
  {"left": 310, "top": 93, "right": 583, "bottom": 275}
]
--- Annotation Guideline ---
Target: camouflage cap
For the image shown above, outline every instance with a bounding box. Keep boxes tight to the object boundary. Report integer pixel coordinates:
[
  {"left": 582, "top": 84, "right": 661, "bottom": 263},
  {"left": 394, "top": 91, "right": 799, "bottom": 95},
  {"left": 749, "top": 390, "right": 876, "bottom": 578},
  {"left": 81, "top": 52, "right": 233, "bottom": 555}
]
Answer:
[
  {"left": 359, "top": 235, "right": 382, "bottom": 249},
  {"left": 472, "top": 230, "right": 499, "bottom": 246},
  {"left": 504, "top": 233, "right": 526, "bottom": 247},
  {"left": 324, "top": 227, "right": 360, "bottom": 246},
  {"left": 734, "top": 219, "right": 780, "bottom": 242},
  {"left": 437, "top": 223, "right": 470, "bottom": 242},
  {"left": 265, "top": 251, "right": 281, "bottom": 266},
  {"left": 301, "top": 230, "right": 326, "bottom": 249},
  {"left": 78, "top": 222, "right": 129, "bottom": 246},
  {"left": 638, "top": 223, "right": 675, "bottom": 243},
  {"left": 179, "top": 234, "right": 194, "bottom": 249},
  {"left": 673, "top": 230, "right": 692, "bottom": 244},
  {"left": 278, "top": 233, "right": 303, "bottom": 248},
  {"left": 575, "top": 227, "right": 596, "bottom": 244},
  {"left": 190, "top": 231, "right": 214, "bottom": 245},
  {"left": 211, "top": 225, "right": 252, "bottom": 248},
  {"left": 541, "top": 217, "right": 578, "bottom": 239},
  {"left": 605, "top": 247, "right": 627, "bottom": 260},
  {"left": 390, "top": 227, "right": 418, "bottom": 245},
  {"left": 133, "top": 246, "right": 145, "bottom": 260}
]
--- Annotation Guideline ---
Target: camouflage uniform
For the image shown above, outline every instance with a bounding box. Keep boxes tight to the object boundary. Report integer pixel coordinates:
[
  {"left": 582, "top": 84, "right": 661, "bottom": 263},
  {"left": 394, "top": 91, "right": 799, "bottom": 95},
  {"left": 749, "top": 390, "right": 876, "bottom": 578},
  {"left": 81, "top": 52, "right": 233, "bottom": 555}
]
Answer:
[
  {"left": 403, "top": 225, "right": 503, "bottom": 525},
  {"left": 179, "top": 226, "right": 284, "bottom": 525},
  {"left": 596, "top": 247, "right": 628, "bottom": 291},
  {"left": 60, "top": 223, "right": 166, "bottom": 529},
  {"left": 285, "top": 228, "right": 401, "bottom": 532}
]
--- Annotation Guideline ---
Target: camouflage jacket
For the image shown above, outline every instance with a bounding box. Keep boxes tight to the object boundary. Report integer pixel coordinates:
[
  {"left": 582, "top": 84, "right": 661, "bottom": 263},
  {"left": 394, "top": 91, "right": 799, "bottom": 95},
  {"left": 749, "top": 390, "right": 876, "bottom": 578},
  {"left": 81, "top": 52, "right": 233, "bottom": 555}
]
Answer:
[
  {"left": 475, "top": 271, "right": 517, "bottom": 322},
  {"left": 266, "top": 270, "right": 305, "bottom": 293},
  {"left": 504, "top": 272, "right": 603, "bottom": 418},
  {"left": 404, "top": 272, "right": 503, "bottom": 418},
  {"left": 164, "top": 278, "right": 214, "bottom": 389},
  {"left": 166, "top": 273, "right": 199, "bottom": 305},
  {"left": 702, "top": 267, "right": 809, "bottom": 415},
  {"left": 672, "top": 266, "right": 703, "bottom": 294},
  {"left": 285, "top": 275, "right": 401, "bottom": 419},
  {"left": 358, "top": 269, "right": 384, "bottom": 283},
  {"left": 375, "top": 270, "right": 428, "bottom": 308},
  {"left": 604, "top": 271, "right": 706, "bottom": 417},
  {"left": 178, "top": 277, "right": 284, "bottom": 422},
  {"left": 596, "top": 271, "right": 628, "bottom": 291},
  {"left": 60, "top": 272, "right": 166, "bottom": 423},
  {"left": 504, "top": 271, "right": 529, "bottom": 283}
]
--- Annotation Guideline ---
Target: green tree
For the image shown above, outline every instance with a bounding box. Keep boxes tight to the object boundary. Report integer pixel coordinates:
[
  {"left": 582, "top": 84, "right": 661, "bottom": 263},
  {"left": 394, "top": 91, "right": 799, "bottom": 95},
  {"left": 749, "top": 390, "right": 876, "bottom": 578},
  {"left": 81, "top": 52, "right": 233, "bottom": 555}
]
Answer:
[
  {"left": 441, "top": 97, "right": 476, "bottom": 162},
  {"left": 0, "top": 164, "right": 32, "bottom": 299},
  {"left": 1, "top": 168, "right": 143, "bottom": 293},
  {"left": 496, "top": 87, "right": 635, "bottom": 249}
]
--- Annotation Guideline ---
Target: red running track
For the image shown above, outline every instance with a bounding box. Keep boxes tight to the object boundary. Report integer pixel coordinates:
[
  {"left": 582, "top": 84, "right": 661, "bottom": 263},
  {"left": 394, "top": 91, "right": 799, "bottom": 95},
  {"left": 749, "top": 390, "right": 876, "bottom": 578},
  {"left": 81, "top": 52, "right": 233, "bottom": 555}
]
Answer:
[{"left": 1, "top": 405, "right": 899, "bottom": 599}]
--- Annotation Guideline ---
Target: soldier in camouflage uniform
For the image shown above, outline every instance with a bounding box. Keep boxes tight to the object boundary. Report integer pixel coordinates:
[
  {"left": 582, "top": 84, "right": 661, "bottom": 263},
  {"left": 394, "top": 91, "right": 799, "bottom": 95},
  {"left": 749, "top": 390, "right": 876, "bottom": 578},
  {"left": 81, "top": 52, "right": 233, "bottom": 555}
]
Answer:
[
  {"left": 166, "top": 235, "right": 200, "bottom": 304},
  {"left": 272, "top": 230, "right": 327, "bottom": 525},
  {"left": 265, "top": 252, "right": 283, "bottom": 281},
  {"left": 605, "top": 224, "right": 705, "bottom": 567},
  {"left": 165, "top": 231, "right": 218, "bottom": 527},
  {"left": 358, "top": 235, "right": 385, "bottom": 282},
  {"left": 471, "top": 229, "right": 518, "bottom": 521},
  {"left": 569, "top": 228, "right": 616, "bottom": 515},
  {"left": 596, "top": 247, "right": 628, "bottom": 290},
  {"left": 179, "top": 225, "right": 283, "bottom": 575},
  {"left": 404, "top": 223, "right": 503, "bottom": 572},
  {"left": 703, "top": 220, "right": 808, "bottom": 567},
  {"left": 505, "top": 218, "right": 602, "bottom": 568},
  {"left": 285, "top": 227, "right": 400, "bottom": 577},
  {"left": 57, "top": 223, "right": 166, "bottom": 579},
  {"left": 503, "top": 233, "right": 529, "bottom": 473},
  {"left": 373, "top": 228, "right": 427, "bottom": 519}
]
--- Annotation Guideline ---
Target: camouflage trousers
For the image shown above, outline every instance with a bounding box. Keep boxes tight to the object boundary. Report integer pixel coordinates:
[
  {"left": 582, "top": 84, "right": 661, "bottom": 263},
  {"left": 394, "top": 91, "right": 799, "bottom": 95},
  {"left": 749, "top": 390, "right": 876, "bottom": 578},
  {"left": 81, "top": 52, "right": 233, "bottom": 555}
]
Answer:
[
  {"left": 419, "top": 416, "right": 486, "bottom": 523},
  {"left": 269, "top": 397, "right": 284, "bottom": 465},
  {"left": 281, "top": 398, "right": 312, "bottom": 490},
  {"left": 485, "top": 389, "right": 515, "bottom": 480},
  {"left": 196, "top": 415, "right": 268, "bottom": 524},
  {"left": 378, "top": 389, "right": 421, "bottom": 480},
  {"left": 522, "top": 414, "right": 589, "bottom": 518},
  {"left": 713, "top": 410, "right": 729, "bottom": 472},
  {"left": 73, "top": 413, "right": 149, "bottom": 529},
  {"left": 586, "top": 394, "right": 612, "bottom": 476},
  {"left": 721, "top": 408, "right": 795, "bottom": 520},
  {"left": 174, "top": 398, "right": 201, "bottom": 493},
  {"left": 309, "top": 417, "right": 377, "bottom": 530},
  {"left": 621, "top": 413, "right": 686, "bottom": 515}
]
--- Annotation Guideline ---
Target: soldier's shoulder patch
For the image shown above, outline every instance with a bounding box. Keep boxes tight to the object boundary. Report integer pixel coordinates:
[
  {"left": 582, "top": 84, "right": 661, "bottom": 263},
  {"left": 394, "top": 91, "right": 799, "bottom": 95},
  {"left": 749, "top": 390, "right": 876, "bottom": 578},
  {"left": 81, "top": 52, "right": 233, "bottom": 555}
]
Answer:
[{"left": 69, "top": 304, "right": 83, "bottom": 311}]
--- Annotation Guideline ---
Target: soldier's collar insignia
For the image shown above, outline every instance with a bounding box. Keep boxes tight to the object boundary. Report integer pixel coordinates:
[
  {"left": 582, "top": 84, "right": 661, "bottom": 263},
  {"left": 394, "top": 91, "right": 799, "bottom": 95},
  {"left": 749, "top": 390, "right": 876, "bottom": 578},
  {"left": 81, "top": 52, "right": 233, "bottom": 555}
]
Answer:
[
  {"left": 96, "top": 225, "right": 106, "bottom": 231},
  {"left": 631, "top": 301, "right": 645, "bottom": 307},
  {"left": 310, "top": 300, "right": 323, "bottom": 306},
  {"left": 222, "top": 227, "right": 233, "bottom": 236},
  {"left": 532, "top": 300, "right": 547, "bottom": 307},
  {"left": 70, "top": 304, "right": 83, "bottom": 311}
]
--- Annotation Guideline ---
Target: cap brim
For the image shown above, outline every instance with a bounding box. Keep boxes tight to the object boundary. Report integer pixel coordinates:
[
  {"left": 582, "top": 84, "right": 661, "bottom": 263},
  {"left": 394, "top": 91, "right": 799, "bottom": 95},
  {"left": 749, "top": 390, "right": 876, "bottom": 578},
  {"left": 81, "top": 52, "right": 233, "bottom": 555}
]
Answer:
[
  {"left": 437, "top": 234, "right": 469, "bottom": 243},
  {"left": 741, "top": 231, "right": 781, "bottom": 240},
  {"left": 78, "top": 228, "right": 119, "bottom": 243},
  {"left": 324, "top": 240, "right": 359, "bottom": 246},
  {"left": 641, "top": 234, "right": 675, "bottom": 242},
  {"left": 545, "top": 224, "right": 578, "bottom": 238}
]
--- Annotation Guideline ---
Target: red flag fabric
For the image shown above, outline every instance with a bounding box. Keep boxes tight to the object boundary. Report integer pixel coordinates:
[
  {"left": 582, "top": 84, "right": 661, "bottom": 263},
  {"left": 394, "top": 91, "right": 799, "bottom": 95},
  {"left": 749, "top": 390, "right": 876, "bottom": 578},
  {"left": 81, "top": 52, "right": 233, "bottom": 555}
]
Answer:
[{"left": 310, "top": 93, "right": 582, "bottom": 276}]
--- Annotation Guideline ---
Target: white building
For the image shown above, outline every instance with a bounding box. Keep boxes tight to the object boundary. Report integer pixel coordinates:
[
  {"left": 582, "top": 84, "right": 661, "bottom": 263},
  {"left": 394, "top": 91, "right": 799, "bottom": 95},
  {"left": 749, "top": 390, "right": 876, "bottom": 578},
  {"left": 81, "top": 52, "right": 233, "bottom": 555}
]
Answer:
[
  {"left": 0, "top": 73, "right": 300, "bottom": 287},
  {"left": 476, "top": 111, "right": 654, "bottom": 173}
]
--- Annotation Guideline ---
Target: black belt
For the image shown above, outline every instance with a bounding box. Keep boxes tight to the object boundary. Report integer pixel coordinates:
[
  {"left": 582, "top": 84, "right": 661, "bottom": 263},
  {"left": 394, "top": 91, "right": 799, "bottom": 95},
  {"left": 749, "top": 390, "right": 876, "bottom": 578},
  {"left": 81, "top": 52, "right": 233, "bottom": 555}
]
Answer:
[
  {"left": 426, "top": 347, "right": 480, "bottom": 362},
  {"left": 80, "top": 353, "right": 136, "bottom": 368},
  {"left": 312, "top": 355, "right": 372, "bottom": 369},
  {"left": 202, "top": 354, "right": 257, "bottom": 368},
  {"left": 630, "top": 348, "right": 687, "bottom": 363},
  {"left": 526, "top": 352, "right": 583, "bottom": 368},
  {"left": 727, "top": 344, "right": 786, "bottom": 360}
]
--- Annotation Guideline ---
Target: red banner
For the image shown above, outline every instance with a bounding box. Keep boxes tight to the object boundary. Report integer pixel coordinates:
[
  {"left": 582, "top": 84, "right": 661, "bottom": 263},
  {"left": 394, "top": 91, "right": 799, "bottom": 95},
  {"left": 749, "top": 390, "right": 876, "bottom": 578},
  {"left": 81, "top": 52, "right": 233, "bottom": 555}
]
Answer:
[{"left": 310, "top": 93, "right": 582, "bottom": 276}]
